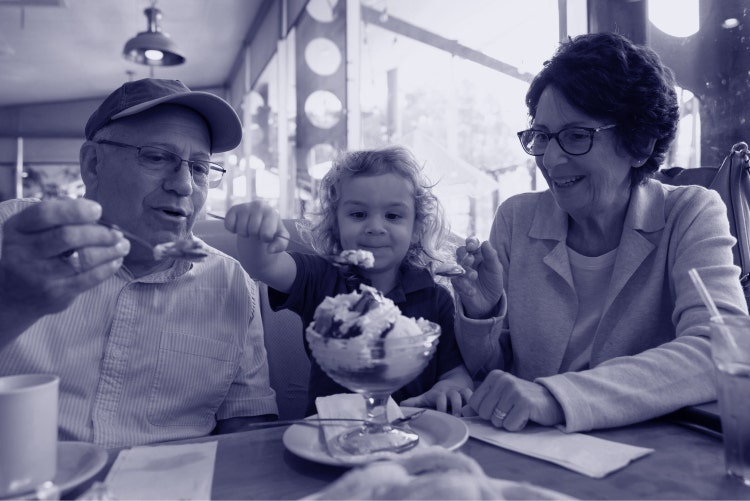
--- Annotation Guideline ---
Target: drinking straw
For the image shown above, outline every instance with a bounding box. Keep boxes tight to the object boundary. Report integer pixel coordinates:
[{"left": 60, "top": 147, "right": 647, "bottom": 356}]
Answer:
[
  {"left": 688, "top": 268, "right": 724, "bottom": 323},
  {"left": 688, "top": 268, "right": 742, "bottom": 353}
]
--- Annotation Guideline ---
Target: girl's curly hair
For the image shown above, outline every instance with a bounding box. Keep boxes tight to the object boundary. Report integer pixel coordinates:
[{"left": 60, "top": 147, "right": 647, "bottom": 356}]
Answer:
[{"left": 301, "top": 145, "right": 452, "bottom": 270}]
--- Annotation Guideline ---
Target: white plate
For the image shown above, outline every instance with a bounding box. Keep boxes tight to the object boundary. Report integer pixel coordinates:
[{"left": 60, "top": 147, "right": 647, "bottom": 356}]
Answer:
[
  {"left": 282, "top": 407, "right": 469, "bottom": 467},
  {"left": 2, "top": 441, "right": 108, "bottom": 499}
]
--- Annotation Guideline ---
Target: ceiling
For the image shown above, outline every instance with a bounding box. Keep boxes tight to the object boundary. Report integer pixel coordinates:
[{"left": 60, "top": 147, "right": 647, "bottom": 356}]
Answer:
[{"left": 0, "top": 0, "right": 266, "bottom": 107}]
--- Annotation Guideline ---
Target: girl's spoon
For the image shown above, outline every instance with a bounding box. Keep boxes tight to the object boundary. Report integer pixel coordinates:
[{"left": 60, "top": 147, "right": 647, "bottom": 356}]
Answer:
[{"left": 208, "top": 212, "right": 374, "bottom": 268}]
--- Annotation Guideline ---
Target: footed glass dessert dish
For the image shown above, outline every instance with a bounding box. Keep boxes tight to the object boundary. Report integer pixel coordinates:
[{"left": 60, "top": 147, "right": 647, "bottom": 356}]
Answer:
[{"left": 306, "top": 285, "right": 440, "bottom": 456}]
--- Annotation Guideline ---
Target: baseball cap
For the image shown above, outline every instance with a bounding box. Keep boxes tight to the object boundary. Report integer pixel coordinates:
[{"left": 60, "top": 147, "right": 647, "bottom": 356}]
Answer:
[{"left": 84, "top": 78, "right": 242, "bottom": 153}]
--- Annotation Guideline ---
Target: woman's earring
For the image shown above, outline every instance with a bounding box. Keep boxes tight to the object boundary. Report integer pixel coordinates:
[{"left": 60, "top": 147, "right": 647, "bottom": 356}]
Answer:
[{"left": 408, "top": 241, "right": 423, "bottom": 258}]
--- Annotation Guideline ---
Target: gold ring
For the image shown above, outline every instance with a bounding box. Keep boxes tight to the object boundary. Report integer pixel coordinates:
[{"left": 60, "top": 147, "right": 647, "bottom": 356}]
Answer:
[
  {"left": 62, "top": 250, "right": 82, "bottom": 273},
  {"left": 492, "top": 408, "right": 508, "bottom": 421}
]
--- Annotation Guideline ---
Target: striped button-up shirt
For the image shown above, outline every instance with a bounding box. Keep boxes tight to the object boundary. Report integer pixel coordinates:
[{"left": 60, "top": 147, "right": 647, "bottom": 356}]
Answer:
[{"left": 0, "top": 199, "right": 278, "bottom": 448}]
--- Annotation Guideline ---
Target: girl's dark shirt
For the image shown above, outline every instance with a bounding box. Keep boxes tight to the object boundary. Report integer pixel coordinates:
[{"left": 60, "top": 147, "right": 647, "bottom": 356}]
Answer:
[{"left": 268, "top": 252, "right": 465, "bottom": 416}]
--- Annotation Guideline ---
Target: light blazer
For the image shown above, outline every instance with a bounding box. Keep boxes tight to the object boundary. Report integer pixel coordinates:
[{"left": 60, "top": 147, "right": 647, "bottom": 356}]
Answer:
[{"left": 457, "top": 179, "right": 747, "bottom": 432}]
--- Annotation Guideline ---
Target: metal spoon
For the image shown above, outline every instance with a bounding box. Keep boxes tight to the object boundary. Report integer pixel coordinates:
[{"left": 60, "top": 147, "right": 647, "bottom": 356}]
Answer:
[
  {"left": 432, "top": 263, "right": 466, "bottom": 277},
  {"left": 98, "top": 220, "right": 154, "bottom": 251},
  {"left": 207, "top": 212, "right": 371, "bottom": 267},
  {"left": 240, "top": 408, "right": 428, "bottom": 430},
  {"left": 99, "top": 221, "right": 208, "bottom": 261}
]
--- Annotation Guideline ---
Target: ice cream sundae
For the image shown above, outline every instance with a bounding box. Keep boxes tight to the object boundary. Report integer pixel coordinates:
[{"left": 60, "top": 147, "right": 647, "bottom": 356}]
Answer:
[
  {"left": 306, "top": 284, "right": 440, "bottom": 454},
  {"left": 336, "top": 249, "right": 375, "bottom": 268},
  {"left": 153, "top": 236, "right": 211, "bottom": 262},
  {"left": 307, "top": 285, "right": 435, "bottom": 375}
]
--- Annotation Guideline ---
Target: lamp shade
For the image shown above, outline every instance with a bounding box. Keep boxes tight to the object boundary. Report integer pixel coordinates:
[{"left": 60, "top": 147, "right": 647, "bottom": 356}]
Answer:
[{"left": 123, "top": 7, "right": 185, "bottom": 66}]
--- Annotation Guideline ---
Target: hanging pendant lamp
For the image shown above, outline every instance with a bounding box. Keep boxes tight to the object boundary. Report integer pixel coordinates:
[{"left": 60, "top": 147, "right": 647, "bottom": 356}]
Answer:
[{"left": 123, "top": 4, "right": 185, "bottom": 66}]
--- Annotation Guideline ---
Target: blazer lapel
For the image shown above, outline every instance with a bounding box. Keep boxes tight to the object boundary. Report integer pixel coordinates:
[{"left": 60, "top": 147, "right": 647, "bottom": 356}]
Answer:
[
  {"left": 528, "top": 193, "right": 577, "bottom": 372},
  {"left": 602, "top": 181, "right": 665, "bottom": 317},
  {"left": 530, "top": 192, "right": 575, "bottom": 289}
]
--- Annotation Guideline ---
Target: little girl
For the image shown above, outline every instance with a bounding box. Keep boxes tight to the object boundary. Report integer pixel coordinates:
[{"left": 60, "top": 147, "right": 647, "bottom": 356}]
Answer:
[{"left": 225, "top": 145, "right": 472, "bottom": 415}]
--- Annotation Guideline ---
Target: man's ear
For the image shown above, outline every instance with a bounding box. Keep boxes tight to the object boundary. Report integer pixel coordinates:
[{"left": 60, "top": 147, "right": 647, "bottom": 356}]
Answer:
[{"left": 79, "top": 141, "right": 100, "bottom": 192}]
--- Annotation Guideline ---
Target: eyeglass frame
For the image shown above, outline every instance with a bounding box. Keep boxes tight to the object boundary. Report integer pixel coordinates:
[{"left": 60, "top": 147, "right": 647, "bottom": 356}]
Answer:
[
  {"left": 516, "top": 124, "right": 617, "bottom": 156},
  {"left": 93, "top": 139, "right": 227, "bottom": 188}
]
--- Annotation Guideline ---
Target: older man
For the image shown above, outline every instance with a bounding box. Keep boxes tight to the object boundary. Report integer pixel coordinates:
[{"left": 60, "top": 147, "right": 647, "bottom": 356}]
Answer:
[{"left": 0, "top": 79, "right": 277, "bottom": 448}]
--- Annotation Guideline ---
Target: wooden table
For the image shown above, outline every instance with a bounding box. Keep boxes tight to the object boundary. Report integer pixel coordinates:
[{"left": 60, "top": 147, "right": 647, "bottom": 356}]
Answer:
[{"left": 70, "top": 418, "right": 750, "bottom": 500}]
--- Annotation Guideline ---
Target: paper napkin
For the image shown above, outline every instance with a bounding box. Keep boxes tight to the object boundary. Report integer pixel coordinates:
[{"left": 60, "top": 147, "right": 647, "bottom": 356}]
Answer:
[
  {"left": 104, "top": 441, "right": 217, "bottom": 500},
  {"left": 315, "top": 393, "right": 406, "bottom": 461},
  {"left": 463, "top": 417, "right": 653, "bottom": 478}
]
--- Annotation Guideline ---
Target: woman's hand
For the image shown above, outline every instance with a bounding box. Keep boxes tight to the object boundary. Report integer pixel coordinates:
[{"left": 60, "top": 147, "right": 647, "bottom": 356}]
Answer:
[
  {"left": 467, "top": 370, "right": 564, "bottom": 431},
  {"left": 451, "top": 238, "right": 505, "bottom": 319}
]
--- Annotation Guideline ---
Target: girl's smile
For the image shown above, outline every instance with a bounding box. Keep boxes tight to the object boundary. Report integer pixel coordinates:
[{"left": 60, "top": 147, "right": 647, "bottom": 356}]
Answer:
[{"left": 336, "top": 172, "right": 417, "bottom": 291}]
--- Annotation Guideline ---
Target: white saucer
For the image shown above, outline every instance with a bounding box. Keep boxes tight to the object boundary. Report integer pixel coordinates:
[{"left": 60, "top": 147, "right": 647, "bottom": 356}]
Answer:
[
  {"left": 2, "top": 442, "right": 108, "bottom": 499},
  {"left": 282, "top": 407, "right": 469, "bottom": 467}
]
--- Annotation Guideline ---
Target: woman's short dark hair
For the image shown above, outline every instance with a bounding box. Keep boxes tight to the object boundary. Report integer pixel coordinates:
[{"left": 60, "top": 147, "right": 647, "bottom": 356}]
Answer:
[{"left": 525, "top": 32, "right": 679, "bottom": 184}]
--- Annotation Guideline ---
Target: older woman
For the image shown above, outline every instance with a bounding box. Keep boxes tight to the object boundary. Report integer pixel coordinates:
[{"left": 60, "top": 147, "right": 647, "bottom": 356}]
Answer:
[{"left": 454, "top": 32, "right": 747, "bottom": 433}]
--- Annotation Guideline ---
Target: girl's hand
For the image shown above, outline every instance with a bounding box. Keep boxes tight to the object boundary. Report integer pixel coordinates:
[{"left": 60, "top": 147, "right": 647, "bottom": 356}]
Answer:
[
  {"left": 224, "top": 201, "right": 289, "bottom": 254},
  {"left": 467, "top": 370, "right": 564, "bottom": 431},
  {"left": 400, "top": 386, "right": 473, "bottom": 416},
  {"left": 400, "top": 366, "right": 473, "bottom": 416},
  {"left": 451, "top": 239, "right": 505, "bottom": 319}
]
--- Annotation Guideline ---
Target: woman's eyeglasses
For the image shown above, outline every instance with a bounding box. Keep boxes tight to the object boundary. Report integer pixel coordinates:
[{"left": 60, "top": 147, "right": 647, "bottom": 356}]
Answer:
[
  {"left": 95, "top": 139, "right": 226, "bottom": 188},
  {"left": 517, "top": 124, "right": 616, "bottom": 156}
]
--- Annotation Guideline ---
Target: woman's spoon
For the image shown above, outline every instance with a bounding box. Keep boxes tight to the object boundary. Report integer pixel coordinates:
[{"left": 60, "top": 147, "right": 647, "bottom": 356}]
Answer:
[{"left": 431, "top": 262, "right": 466, "bottom": 277}]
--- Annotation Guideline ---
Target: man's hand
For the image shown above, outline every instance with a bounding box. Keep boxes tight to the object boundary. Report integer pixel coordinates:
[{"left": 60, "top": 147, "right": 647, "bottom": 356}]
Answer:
[{"left": 0, "top": 199, "right": 129, "bottom": 330}]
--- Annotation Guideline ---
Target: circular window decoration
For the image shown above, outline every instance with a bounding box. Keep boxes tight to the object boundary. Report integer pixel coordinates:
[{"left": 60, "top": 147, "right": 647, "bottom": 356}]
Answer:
[
  {"left": 306, "top": 0, "right": 338, "bottom": 23},
  {"left": 304, "top": 90, "right": 343, "bottom": 129},
  {"left": 305, "top": 38, "right": 341, "bottom": 76},
  {"left": 307, "top": 143, "right": 337, "bottom": 180}
]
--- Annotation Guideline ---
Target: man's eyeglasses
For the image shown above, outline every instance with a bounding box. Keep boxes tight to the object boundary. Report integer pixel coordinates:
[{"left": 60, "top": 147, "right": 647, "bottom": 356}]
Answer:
[
  {"left": 516, "top": 124, "right": 617, "bottom": 156},
  {"left": 94, "top": 139, "right": 226, "bottom": 188}
]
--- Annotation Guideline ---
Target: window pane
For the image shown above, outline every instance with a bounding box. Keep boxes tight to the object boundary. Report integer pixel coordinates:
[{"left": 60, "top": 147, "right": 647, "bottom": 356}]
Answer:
[{"left": 358, "top": 0, "right": 564, "bottom": 236}]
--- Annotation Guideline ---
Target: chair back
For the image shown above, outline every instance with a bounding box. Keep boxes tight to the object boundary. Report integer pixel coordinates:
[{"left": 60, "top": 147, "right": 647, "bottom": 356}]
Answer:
[
  {"left": 193, "top": 218, "right": 310, "bottom": 420},
  {"left": 655, "top": 142, "right": 750, "bottom": 308}
]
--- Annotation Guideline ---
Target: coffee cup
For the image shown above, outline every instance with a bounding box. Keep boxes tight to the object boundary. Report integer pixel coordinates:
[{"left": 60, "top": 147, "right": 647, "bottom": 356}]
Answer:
[{"left": 0, "top": 374, "right": 59, "bottom": 497}]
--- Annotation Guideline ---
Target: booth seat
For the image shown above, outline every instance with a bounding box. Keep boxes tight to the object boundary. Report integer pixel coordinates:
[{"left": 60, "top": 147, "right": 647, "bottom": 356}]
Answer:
[{"left": 193, "top": 218, "right": 310, "bottom": 420}]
